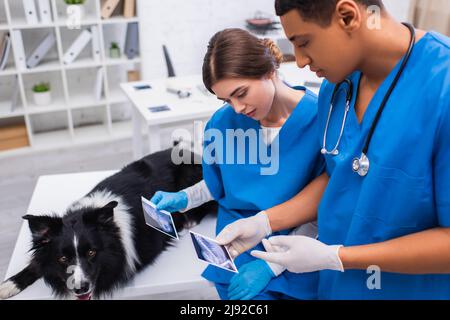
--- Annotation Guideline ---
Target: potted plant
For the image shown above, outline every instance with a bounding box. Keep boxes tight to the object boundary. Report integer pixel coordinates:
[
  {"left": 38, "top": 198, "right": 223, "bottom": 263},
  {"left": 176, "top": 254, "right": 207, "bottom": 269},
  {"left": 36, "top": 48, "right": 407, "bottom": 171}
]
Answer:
[
  {"left": 32, "top": 82, "right": 52, "bottom": 106},
  {"left": 64, "top": 0, "right": 86, "bottom": 20},
  {"left": 109, "top": 42, "right": 121, "bottom": 59}
]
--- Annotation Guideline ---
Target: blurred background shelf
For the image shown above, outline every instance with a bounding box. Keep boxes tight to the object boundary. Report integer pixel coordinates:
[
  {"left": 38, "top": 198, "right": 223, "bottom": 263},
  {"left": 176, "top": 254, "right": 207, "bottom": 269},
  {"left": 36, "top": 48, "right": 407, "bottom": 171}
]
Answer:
[
  {"left": 0, "top": 66, "right": 18, "bottom": 76},
  {"left": 0, "top": 0, "right": 140, "bottom": 156},
  {"left": 101, "top": 17, "right": 139, "bottom": 25}
]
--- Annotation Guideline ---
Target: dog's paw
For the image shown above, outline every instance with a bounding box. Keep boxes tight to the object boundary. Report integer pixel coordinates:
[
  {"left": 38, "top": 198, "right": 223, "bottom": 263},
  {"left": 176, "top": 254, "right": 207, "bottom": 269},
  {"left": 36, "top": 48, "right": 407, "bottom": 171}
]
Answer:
[{"left": 0, "top": 280, "right": 21, "bottom": 300}]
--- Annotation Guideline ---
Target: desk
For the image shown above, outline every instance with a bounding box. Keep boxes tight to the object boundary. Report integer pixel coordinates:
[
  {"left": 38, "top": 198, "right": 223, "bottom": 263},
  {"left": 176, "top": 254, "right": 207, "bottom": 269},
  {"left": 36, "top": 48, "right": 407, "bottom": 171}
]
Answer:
[
  {"left": 4, "top": 171, "right": 217, "bottom": 300},
  {"left": 121, "top": 63, "right": 322, "bottom": 160},
  {"left": 121, "top": 75, "right": 222, "bottom": 159}
]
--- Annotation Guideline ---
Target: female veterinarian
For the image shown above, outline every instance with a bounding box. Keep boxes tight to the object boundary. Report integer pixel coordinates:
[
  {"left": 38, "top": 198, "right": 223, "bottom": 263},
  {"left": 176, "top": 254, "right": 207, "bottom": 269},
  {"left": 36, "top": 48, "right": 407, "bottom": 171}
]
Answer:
[
  {"left": 151, "top": 28, "right": 327, "bottom": 300},
  {"left": 217, "top": 0, "right": 450, "bottom": 300}
]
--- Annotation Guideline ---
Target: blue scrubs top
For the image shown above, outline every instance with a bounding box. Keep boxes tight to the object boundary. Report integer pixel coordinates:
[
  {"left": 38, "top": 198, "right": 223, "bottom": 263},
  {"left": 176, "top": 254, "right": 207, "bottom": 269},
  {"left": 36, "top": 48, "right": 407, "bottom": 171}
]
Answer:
[
  {"left": 202, "top": 87, "right": 324, "bottom": 300},
  {"left": 317, "top": 31, "right": 450, "bottom": 300}
]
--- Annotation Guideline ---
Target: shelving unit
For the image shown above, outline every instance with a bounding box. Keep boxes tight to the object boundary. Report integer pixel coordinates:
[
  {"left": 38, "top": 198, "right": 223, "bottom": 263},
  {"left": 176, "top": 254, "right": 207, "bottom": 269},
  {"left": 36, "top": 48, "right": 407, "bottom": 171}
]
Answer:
[{"left": 0, "top": 0, "right": 141, "bottom": 156}]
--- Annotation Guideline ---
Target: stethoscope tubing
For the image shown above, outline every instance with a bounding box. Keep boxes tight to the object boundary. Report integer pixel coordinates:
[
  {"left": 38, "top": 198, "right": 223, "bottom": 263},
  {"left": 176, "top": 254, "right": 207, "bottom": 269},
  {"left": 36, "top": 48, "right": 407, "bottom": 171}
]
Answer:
[{"left": 322, "top": 22, "right": 416, "bottom": 177}]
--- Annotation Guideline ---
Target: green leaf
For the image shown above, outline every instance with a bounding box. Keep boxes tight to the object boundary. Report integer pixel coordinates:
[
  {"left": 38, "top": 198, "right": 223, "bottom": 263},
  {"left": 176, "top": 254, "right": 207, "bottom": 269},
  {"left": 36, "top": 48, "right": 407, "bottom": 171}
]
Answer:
[{"left": 32, "top": 82, "right": 51, "bottom": 93}]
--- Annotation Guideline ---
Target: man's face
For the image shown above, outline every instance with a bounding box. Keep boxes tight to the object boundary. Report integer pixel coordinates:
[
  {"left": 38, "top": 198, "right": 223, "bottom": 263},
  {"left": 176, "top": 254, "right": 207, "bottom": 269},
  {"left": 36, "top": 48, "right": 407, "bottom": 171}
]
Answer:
[{"left": 281, "top": 9, "right": 362, "bottom": 83}]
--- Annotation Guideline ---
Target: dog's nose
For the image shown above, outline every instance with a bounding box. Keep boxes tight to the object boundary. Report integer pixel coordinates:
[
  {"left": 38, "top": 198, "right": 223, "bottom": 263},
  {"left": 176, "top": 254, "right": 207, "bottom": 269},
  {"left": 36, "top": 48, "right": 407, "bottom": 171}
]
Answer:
[{"left": 74, "top": 281, "right": 91, "bottom": 295}]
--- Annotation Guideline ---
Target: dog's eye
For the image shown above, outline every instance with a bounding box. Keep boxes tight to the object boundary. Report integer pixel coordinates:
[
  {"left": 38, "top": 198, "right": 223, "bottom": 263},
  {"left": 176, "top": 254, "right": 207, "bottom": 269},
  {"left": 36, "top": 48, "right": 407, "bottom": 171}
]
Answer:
[
  {"left": 58, "top": 256, "right": 68, "bottom": 264},
  {"left": 88, "top": 250, "right": 96, "bottom": 258}
]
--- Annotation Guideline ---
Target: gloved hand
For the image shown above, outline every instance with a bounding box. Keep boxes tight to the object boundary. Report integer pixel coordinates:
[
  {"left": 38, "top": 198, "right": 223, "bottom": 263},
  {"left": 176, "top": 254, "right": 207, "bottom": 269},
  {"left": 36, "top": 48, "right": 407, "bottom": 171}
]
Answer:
[
  {"left": 150, "top": 191, "right": 188, "bottom": 213},
  {"left": 216, "top": 211, "right": 272, "bottom": 258},
  {"left": 228, "top": 259, "right": 275, "bottom": 300},
  {"left": 251, "top": 236, "right": 344, "bottom": 274}
]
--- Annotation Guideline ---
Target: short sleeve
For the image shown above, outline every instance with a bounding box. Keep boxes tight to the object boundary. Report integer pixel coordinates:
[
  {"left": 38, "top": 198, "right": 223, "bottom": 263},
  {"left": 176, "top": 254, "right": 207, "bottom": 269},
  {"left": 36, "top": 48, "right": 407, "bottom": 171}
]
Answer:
[
  {"left": 434, "top": 94, "right": 450, "bottom": 227},
  {"left": 202, "top": 119, "right": 225, "bottom": 201}
]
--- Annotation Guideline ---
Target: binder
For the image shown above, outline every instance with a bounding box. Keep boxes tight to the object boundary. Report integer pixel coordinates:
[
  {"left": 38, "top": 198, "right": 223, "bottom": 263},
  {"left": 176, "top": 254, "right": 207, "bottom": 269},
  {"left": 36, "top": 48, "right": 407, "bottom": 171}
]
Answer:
[
  {"left": 63, "top": 29, "right": 92, "bottom": 65},
  {"left": 101, "top": 0, "right": 121, "bottom": 19},
  {"left": 0, "top": 32, "right": 7, "bottom": 59},
  {"left": 93, "top": 67, "right": 104, "bottom": 101},
  {"left": 90, "top": 25, "right": 101, "bottom": 62},
  {"left": 123, "top": 0, "right": 136, "bottom": 18},
  {"left": 11, "top": 30, "right": 27, "bottom": 70},
  {"left": 23, "top": 0, "right": 39, "bottom": 25},
  {"left": 0, "top": 33, "right": 11, "bottom": 71},
  {"left": 124, "top": 22, "right": 139, "bottom": 59},
  {"left": 26, "top": 32, "right": 56, "bottom": 68},
  {"left": 11, "top": 75, "right": 21, "bottom": 112},
  {"left": 37, "top": 0, "right": 53, "bottom": 24}
]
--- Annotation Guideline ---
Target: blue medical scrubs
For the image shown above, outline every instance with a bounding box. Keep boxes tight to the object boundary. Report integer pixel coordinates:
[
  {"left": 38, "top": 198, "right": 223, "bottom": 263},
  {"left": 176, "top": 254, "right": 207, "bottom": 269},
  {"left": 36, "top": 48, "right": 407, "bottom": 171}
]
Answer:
[
  {"left": 317, "top": 31, "right": 450, "bottom": 299},
  {"left": 202, "top": 87, "right": 324, "bottom": 300}
]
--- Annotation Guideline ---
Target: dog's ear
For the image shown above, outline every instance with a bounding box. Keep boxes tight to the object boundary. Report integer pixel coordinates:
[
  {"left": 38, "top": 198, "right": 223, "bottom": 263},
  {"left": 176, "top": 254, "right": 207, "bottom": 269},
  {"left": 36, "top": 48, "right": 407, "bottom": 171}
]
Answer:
[
  {"left": 103, "top": 201, "right": 118, "bottom": 211},
  {"left": 83, "top": 201, "right": 118, "bottom": 225},
  {"left": 99, "top": 201, "right": 118, "bottom": 224},
  {"left": 22, "top": 215, "right": 62, "bottom": 245}
]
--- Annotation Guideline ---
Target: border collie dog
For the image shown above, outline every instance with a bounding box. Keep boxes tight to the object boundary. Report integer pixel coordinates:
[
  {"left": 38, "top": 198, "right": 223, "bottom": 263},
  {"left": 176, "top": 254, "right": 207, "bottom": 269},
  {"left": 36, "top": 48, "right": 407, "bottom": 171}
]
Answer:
[{"left": 0, "top": 148, "right": 216, "bottom": 300}]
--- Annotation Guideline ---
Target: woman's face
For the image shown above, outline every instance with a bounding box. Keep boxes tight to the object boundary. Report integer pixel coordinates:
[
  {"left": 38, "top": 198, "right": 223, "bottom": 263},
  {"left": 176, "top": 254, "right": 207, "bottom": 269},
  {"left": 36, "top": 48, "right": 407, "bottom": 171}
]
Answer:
[{"left": 211, "top": 76, "right": 275, "bottom": 121}]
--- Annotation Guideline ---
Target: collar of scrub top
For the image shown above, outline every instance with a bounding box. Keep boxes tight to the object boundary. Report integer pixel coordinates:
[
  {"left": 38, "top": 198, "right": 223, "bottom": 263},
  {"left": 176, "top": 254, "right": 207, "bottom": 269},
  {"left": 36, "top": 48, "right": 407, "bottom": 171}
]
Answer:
[{"left": 321, "top": 22, "right": 416, "bottom": 177}]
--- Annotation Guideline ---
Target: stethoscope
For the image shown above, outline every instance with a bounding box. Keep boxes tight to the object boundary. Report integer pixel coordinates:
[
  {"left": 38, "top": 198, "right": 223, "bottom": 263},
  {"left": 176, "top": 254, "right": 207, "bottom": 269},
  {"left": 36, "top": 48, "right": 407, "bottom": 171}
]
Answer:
[{"left": 321, "top": 22, "right": 416, "bottom": 177}]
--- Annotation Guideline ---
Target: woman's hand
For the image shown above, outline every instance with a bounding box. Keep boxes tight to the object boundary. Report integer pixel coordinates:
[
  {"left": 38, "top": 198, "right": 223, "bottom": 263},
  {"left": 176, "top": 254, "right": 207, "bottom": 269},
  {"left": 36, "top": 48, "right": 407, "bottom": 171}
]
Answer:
[
  {"left": 150, "top": 191, "right": 188, "bottom": 213},
  {"left": 228, "top": 259, "right": 275, "bottom": 300}
]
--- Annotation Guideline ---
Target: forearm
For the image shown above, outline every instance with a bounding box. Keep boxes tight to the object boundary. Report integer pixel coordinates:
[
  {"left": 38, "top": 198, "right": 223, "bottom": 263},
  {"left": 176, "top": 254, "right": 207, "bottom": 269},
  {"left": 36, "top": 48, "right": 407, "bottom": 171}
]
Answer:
[
  {"left": 180, "top": 180, "right": 213, "bottom": 212},
  {"left": 339, "top": 227, "right": 450, "bottom": 274},
  {"left": 266, "top": 173, "right": 329, "bottom": 232}
]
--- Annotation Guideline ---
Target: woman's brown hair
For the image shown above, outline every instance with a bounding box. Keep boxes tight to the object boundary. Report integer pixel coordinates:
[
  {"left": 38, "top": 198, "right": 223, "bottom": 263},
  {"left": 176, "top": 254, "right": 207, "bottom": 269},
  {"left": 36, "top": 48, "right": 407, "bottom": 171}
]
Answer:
[{"left": 203, "top": 28, "right": 283, "bottom": 93}]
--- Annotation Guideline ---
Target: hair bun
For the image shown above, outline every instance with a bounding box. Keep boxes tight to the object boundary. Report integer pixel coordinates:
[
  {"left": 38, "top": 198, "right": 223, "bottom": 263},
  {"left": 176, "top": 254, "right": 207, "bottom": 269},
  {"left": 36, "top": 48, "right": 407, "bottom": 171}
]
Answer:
[{"left": 261, "top": 38, "right": 283, "bottom": 68}]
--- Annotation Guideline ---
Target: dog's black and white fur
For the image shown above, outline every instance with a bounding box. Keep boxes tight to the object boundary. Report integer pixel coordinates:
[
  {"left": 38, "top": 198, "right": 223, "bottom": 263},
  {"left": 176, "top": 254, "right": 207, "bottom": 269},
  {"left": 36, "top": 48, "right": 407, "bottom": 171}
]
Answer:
[{"left": 0, "top": 148, "right": 216, "bottom": 300}]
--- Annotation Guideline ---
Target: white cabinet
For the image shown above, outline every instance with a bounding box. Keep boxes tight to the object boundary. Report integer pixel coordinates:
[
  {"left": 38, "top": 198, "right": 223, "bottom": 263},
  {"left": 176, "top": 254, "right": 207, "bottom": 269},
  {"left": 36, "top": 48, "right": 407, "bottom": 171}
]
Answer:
[{"left": 0, "top": 0, "right": 141, "bottom": 156}]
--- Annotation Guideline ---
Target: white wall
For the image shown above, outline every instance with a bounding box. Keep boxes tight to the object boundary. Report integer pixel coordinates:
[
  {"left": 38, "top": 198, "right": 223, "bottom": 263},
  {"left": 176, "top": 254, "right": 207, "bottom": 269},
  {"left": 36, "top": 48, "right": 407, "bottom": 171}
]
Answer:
[
  {"left": 137, "top": 0, "right": 414, "bottom": 80},
  {"left": 137, "top": 0, "right": 277, "bottom": 80},
  {"left": 383, "top": 0, "right": 413, "bottom": 22}
]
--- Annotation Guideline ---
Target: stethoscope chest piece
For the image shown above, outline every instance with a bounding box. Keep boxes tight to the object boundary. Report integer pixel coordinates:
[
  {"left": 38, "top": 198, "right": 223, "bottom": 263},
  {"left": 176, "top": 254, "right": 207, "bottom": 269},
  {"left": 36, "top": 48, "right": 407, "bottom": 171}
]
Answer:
[{"left": 352, "top": 153, "right": 370, "bottom": 177}]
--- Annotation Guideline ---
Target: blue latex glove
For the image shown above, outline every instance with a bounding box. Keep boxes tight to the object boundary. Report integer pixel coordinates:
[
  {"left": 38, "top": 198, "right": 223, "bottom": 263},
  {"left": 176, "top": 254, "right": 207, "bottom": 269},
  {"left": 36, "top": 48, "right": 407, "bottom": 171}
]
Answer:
[
  {"left": 228, "top": 259, "right": 275, "bottom": 300},
  {"left": 150, "top": 191, "right": 188, "bottom": 213}
]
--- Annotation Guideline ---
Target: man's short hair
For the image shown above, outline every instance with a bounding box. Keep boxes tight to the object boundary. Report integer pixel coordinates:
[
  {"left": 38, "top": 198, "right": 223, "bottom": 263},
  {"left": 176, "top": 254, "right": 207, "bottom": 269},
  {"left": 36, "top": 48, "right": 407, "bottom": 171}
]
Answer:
[{"left": 275, "top": 0, "right": 384, "bottom": 26}]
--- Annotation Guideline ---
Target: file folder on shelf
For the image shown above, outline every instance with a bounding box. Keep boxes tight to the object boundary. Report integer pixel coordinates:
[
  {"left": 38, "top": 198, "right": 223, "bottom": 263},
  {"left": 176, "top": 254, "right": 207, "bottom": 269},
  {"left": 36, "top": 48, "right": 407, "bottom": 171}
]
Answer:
[
  {"left": 101, "top": 0, "right": 121, "bottom": 19},
  {"left": 0, "top": 32, "right": 7, "bottom": 60},
  {"left": 26, "top": 32, "right": 56, "bottom": 69},
  {"left": 90, "top": 25, "right": 101, "bottom": 62},
  {"left": 0, "top": 32, "right": 11, "bottom": 71},
  {"left": 11, "top": 30, "right": 27, "bottom": 70},
  {"left": 94, "top": 67, "right": 104, "bottom": 101},
  {"left": 23, "top": 0, "right": 39, "bottom": 25},
  {"left": 11, "top": 75, "right": 21, "bottom": 112},
  {"left": 125, "top": 22, "right": 139, "bottom": 59},
  {"left": 123, "top": 0, "right": 136, "bottom": 18},
  {"left": 37, "top": 0, "right": 53, "bottom": 24},
  {"left": 63, "top": 29, "right": 92, "bottom": 65}
]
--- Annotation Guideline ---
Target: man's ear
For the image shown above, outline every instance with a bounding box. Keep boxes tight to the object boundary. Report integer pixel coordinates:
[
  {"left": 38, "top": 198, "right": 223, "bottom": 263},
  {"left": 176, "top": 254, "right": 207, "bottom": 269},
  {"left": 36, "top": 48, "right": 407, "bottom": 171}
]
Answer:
[
  {"left": 83, "top": 201, "right": 118, "bottom": 225},
  {"left": 335, "top": 0, "right": 362, "bottom": 32},
  {"left": 22, "top": 215, "right": 62, "bottom": 245}
]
